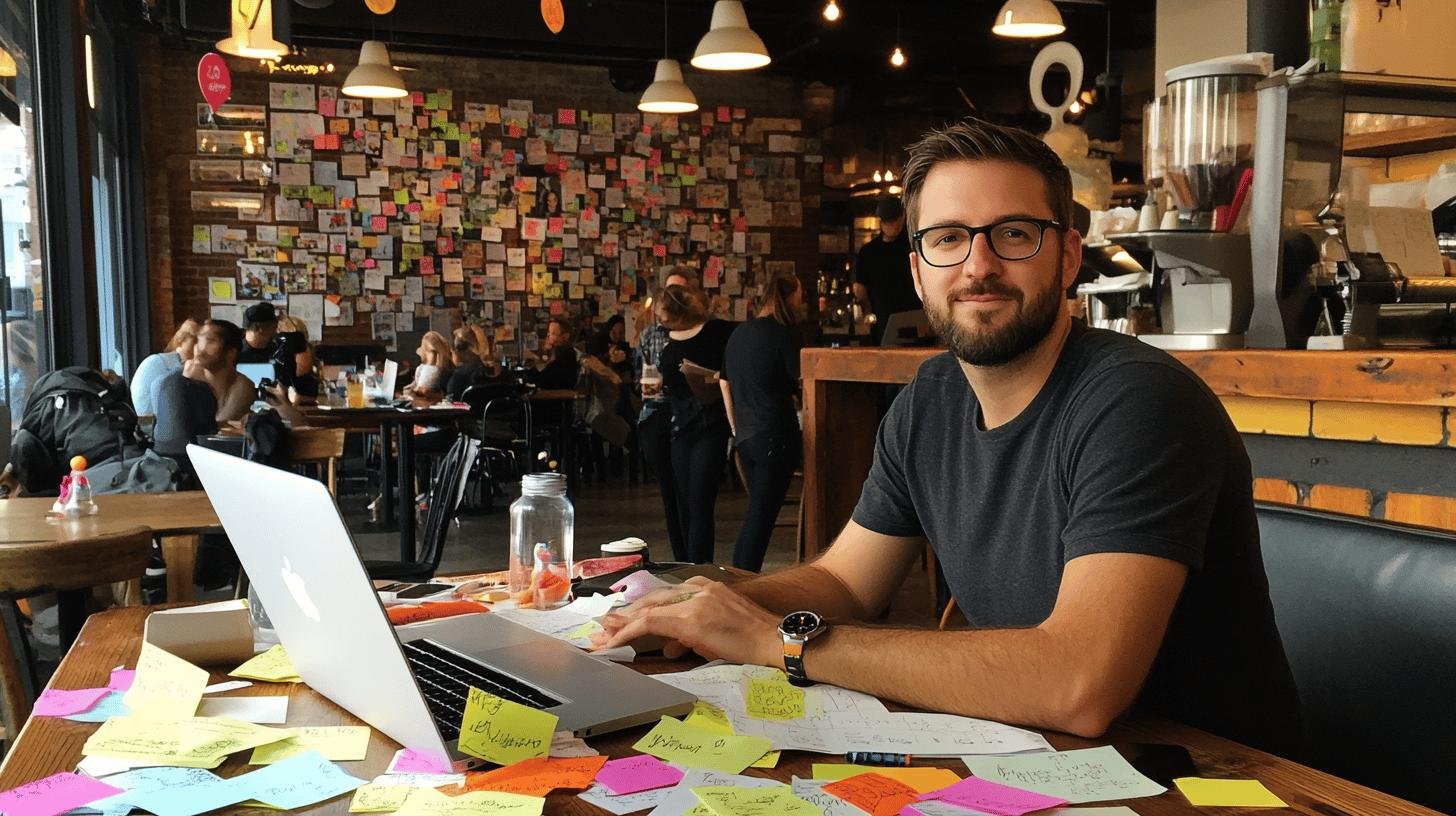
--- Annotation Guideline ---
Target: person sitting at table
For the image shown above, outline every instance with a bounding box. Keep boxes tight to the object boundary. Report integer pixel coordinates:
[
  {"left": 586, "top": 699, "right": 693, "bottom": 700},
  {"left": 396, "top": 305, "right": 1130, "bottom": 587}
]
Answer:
[
  {"left": 187, "top": 319, "right": 256, "bottom": 423},
  {"left": 526, "top": 317, "right": 579, "bottom": 390},
  {"left": 130, "top": 318, "right": 199, "bottom": 416},
  {"left": 405, "top": 330, "right": 454, "bottom": 401},
  {"left": 274, "top": 314, "right": 319, "bottom": 399},
  {"left": 597, "top": 119, "right": 1300, "bottom": 755},
  {"left": 444, "top": 326, "right": 503, "bottom": 401},
  {"left": 237, "top": 302, "right": 280, "bottom": 365}
]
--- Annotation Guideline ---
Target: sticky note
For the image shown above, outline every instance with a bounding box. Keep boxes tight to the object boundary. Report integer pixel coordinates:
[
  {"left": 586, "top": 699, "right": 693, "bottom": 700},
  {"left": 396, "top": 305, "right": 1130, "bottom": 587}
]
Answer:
[
  {"left": 196, "top": 695, "right": 289, "bottom": 724},
  {"left": 230, "top": 644, "right": 302, "bottom": 682},
  {"left": 744, "top": 676, "right": 805, "bottom": 721},
  {"left": 691, "top": 784, "right": 819, "bottom": 816},
  {"left": 810, "top": 765, "right": 962, "bottom": 794},
  {"left": 961, "top": 746, "right": 1166, "bottom": 803},
  {"left": 457, "top": 687, "right": 558, "bottom": 766},
  {"left": 65, "top": 690, "right": 129, "bottom": 722},
  {"left": 31, "top": 686, "right": 111, "bottom": 717},
  {"left": 822, "top": 772, "right": 919, "bottom": 816},
  {"left": 633, "top": 716, "right": 774, "bottom": 774},
  {"left": 684, "top": 701, "right": 733, "bottom": 735},
  {"left": 0, "top": 772, "right": 122, "bottom": 816},
  {"left": 916, "top": 774, "right": 1068, "bottom": 815},
  {"left": 123, "top": 642, "right": 208, "bottom": 719},
  {"left": 1173, "top": 777, "right": 1288, "bottom": 807},
  {"left": 595, "top": 754, "right": 684, "bottom": 795},
  {"left": 462, "top": 755, "right": 606, "bottom": 796},
  {"left": 749, "top": 751, "right": 780, "bottom": 769},
  {"left": 108, "top": 668, "right": 136, "bottom": 691},
  {"left": 249, "top": 725, "right": 371, "bottom": 764},
  {"left": 83, "top": 716, "right": 294, "bottom": 768},
  {"left": 86, "top": 766, "right": 232, "bottom": 816},
  {"left": 232, "top": 749, "right": 368, "bottom": 809},
  {"left": 393, "top": 786, "right": 545, "bottom": 815},
  {"left": 351, "top": 783, "right": 414, "bottom": 812},
  {"left": 388, "top": 747, "right": 452, "bottom": 774}
]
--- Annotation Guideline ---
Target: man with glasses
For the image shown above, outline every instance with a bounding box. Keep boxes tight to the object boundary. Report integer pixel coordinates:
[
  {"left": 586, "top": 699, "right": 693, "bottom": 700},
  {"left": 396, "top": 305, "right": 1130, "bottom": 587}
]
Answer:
[{"left": 599, "top": 119, "right": 1298, "bottom": 754}]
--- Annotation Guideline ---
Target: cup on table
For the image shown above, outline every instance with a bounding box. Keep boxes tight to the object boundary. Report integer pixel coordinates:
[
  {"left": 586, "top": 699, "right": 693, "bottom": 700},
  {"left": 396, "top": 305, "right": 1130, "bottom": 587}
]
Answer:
[
  {"left": 640, "top": 363, "right": 662, "bottom": 399},
  {"left": 602, "top": 537, "right": 650, "bottom": 566},
  {"left": 345, "top": 373, "right": 367, "bottom": 408}
]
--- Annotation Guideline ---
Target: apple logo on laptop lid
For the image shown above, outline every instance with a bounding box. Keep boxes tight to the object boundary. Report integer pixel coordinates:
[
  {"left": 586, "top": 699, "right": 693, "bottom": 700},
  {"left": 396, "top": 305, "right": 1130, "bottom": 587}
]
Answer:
[{"left": 281, "top": 557, "right": 322, "bottom": 623}]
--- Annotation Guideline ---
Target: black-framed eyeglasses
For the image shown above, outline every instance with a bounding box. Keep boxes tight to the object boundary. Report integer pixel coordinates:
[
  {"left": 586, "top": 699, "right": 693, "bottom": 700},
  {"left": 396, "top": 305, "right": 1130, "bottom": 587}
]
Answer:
[{"left": 911, "top": 217, "right": 1064, "bottom": 266}]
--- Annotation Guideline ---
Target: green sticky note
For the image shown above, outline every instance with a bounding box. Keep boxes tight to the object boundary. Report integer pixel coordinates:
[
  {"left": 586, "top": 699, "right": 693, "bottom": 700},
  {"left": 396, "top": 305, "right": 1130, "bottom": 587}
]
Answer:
[
  {"left": 349, "top": 783, "right": 413, "bottom": 812},
  {"left": 961, "top": 746, "right": 1166, "bottom": 803},
  {"left": 249, "top": 725, "right": 371, "bottom": 764},
  {"left": 395, "top": 189, "right": 411, "bottom": 206},
  {"left": 692, "top": 785, "right": 818, "bottom": 816},
  {"left": 564, "top": 621, "right": 599, "bottom": 640},
  {"left": 684, "top": 701, "right": 734, "bottom": 735},
  {"left": 633, "top": 716, "right": 773, "bottom": 774},
  {"left": 744, "top": 676, "right": 804, "bottom": 721},
  {"left": 458, "top": 687, "right": 557, "bottom": 766},
  {"left": 1174, "top": 777, "right": 1288, "bottom": 807}
]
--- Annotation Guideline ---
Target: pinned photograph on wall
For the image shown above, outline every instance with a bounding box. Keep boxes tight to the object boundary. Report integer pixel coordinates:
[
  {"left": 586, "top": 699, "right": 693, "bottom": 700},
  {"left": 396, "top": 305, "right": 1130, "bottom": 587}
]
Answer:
[
  {"left": 372, "top": 311, "right": 397, "bottom": 351},
  {"left": 318, "top": 209, "right": 351, "bottom": 233},
  {"left": 284, "top": 267, "right": 313, "bottom": 293},
  {"left": 269, "top": 82, "right": 317, "bottom": 111},
  {"left": 208, "top": 276, "right": 236, "bottom": 303},
  {"left": 238, "top": 262, "right": 285, "bottom": 302},
  {"left": 192, "top": 225, "right": 213, "bottom": 254},
  {"left": 270, "top": 112, "right": 325, "bottom": 159},
  {"left": 324, "top": 294, "right": 354, "bottom": 327},
  {"left": 211, "top": 226, "right": 248, "bottom": 255}
]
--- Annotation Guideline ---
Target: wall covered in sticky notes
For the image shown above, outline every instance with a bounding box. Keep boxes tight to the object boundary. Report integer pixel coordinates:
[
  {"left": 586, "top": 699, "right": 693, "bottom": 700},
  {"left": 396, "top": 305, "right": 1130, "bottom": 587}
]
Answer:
[{"left": 142, "top": 43, "right": 825, "bottom": 354}]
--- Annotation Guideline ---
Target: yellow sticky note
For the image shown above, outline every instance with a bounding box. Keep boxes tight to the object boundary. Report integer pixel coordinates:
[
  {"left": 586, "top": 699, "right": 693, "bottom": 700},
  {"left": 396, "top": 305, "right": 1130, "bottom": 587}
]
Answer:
[
  {"left": 458, "top": 687, "right": 557, "bottom": 766},
  {"left": 633, "top": 716, "right": 774, "bottom": 774},
  {"left": 249, "top": 725, "right": 371, "bottom": 764},
  {"left": 692, "top": 785, "right": 819, "bottom": 816},
  {"left": 122, "top": 642, "right": 209, "bottom": 719},
  {"left": 83, "top": 716, "right": 294, "bottom": 768},
  {"left": 1174, "top": 777, "right": 1288, "bottom": 807},
  {"left": 810, "top": 764, "right": 963, "bottom": 793},
  {"left": 749, "top": 750, "right": 781, "bottom": 769},
  {"left": 564, "top": 621, "right": 599, "bottom": 640},
  {"left": 744, "top": 676, "right": 805, "bottom": 721},
  {"left": 230, "top": 644, "right": 302, "bottom": 683},
  {"left": 684, "top": 701, "right": 734, "bottom": 735},
  {"left": 350, "top": 783, "right": 414, "bottom": 813},
  {"left": 393, "top": 786, "right": 544, "bottom": 816}
]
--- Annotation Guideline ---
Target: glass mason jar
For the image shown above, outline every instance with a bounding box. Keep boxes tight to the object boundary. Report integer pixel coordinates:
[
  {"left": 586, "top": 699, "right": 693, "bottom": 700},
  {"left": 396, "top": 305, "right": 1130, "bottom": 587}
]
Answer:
[{"left": 508, "top": 473, "right": 574, "bottom": 608}]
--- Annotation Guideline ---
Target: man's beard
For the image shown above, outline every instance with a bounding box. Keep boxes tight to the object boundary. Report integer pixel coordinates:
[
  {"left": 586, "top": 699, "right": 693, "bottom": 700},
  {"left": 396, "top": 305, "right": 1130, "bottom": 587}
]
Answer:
[{"left": 924, "top": 264, "right": 1064, "bottom": 367}]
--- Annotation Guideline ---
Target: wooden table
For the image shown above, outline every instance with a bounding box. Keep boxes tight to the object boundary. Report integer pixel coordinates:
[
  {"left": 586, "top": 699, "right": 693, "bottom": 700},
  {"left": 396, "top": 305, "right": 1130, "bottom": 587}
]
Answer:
[
  {"left": 302, "top": 405, "right": 472, "bottom": 561},
  {"left": 0, "top": 606, "right": 1436, "bottom": 815}
]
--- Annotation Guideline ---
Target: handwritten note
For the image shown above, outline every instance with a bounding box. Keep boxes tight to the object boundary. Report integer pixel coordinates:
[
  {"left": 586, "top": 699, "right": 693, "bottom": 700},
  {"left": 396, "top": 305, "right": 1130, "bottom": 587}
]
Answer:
[
  {"left": 461, "top": 755, "right": 606, "bottom": 795},
  {"left": 682, "top": 701, "right": 777, "bottom": 768},
  {"left": 0, "top": 772, "right": 122, "bottom": 816},
  {"left": 122, "top": 642, "right": 208, "bottom": 719},
  {"left": 821, "top": 772, "right": 919, "bottom": 816},
  {"left": 811, "top": 765, "right": 962, "bottom": 793},
  {"left": 595, "top": 754, "right": 684, "bottom": 795},
  {"left": 31, "top": 686, "right": 111, "bottom": 717},
  {"left": 549, "top": 730, "right": 599, "bottom": 758},
  {"left": 743, "top": 677, "right": 805, "bottom": 721},
  {"left": 388, "top": 747, "right": 452, "bottom": 774},
  {"left": 916, "top": 774, "right": 1068, "bottom": 815},
  {"left": 633, "top": 716, "right": 774, "bottom": 774},
  {"left": 393, "top": 786, "right": 545, "bottom": 816},
  {"left": 350, "top": 783, "right": 414, "bottom": 812},
  {"left": 83, "top": 716, "right": 294, "bottom": 768},
  {"left": 230, "top": 643, "right": 302, "bottom": 682},
  {"left": 578, "top": 780, "right": 679, "bottom": 815},
  {"left": 790, "top": 777, "right": 870, "bottom": 816},
  {"left": 641, "top": 769, "right": 781, "bottom": 816},
  {"left": 249, "top": 725, "right": 371, "bottom": 764},
  {"left": 63, "top": 690, "right": 129, "bottom": 722},
  {"left": 692, "top": 784, "right": 819, "bottom": 816},
  {"left": 1173, "top": 777, "right": 1288, "bottom": 807},
  {"left": 960, "top": 746, "right": 1166, "bottom": 804},
  {"left": 457, "top": 687, "right": 558, "bottom": 766},
  {"left": 233, "top": 749, "right": 368, "bottom": 809},
  {"left": 85, "top": 766, "right": 231, "bottom": 816}
]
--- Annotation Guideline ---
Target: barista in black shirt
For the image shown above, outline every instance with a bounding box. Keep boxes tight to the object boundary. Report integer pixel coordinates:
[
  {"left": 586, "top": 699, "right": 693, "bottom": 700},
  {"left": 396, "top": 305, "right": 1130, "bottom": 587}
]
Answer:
[
  {"left": 854, "top": 197, "right": 921, "bottom": 343},
  {"left": 237, "top": 302, "right": 280, "bottom": 365}
]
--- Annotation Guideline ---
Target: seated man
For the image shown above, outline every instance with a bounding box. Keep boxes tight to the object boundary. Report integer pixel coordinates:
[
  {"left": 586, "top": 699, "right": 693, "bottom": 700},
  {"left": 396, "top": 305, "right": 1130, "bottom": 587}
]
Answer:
[
  {"left": 191, "top": 319, "right": 256, "bottom": 423},
  {"left": 237, "top": 302, "right": 280, "bottom": 365},
  {"left": 599, "top": 120, "right": 1300, "bottom": 755}
]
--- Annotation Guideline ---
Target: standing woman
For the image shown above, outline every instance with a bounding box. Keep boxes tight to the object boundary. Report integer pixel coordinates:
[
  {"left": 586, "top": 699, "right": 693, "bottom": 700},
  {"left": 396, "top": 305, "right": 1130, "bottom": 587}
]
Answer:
[
  {"left": 657, "top": 285, "right": 736, "bottom": 563},
  {"left": 719, "top": 274, "right": 804, "bottom": 572}
]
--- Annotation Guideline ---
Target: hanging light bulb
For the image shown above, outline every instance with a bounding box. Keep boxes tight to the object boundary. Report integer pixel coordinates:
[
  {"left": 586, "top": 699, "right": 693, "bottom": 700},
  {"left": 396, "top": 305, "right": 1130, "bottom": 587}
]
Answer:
[
  {"left": 822, "top": 0, "right": 841, "bottom": 22},
  {"left": 640, "top": 0, "right": 698, "bottom": 113},
  {"left": 889, "top": 45, "right": 906, "bottom": 68},
  {"left": 992, "top": 0, "right": 1065, "bottom": 38},
  {"left": 884, "top": 170, "right": 894, "bottom": 182},
  {"left": 873, "top": 170, "right": 883, "bottom": 183},
  {"left": 691, "top": 1, "right": 771, "bottom": 71}
]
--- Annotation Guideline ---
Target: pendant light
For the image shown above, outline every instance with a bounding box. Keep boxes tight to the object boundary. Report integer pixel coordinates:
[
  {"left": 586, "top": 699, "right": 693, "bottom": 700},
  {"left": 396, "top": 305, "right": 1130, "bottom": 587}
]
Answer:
[
  {"left": 691, "top": 0, "right": 770, "bottom": 71},
  {"left": 888, "top": 14, "right": 906, "bottom": 69},
  {"left": 343, "top": 41, "right": 407, "bottom": 98},
  {"left": 992, "top": 0, "right": 1065, "bottom": 39},
  {"left": 822, "top": 0, "right": 841, "bottom": 23},
  {"left": 640, "top": 0, "right": 698, "bottom": 113},
  {"left": 216, "top": 0, "right": 290, "bottom": 60}
]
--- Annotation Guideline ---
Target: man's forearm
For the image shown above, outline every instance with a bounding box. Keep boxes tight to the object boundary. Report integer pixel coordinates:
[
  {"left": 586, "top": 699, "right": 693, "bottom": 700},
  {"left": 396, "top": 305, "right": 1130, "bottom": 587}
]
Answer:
[{"left": 731, "top": 563, "right": 869, "bottom": 621}]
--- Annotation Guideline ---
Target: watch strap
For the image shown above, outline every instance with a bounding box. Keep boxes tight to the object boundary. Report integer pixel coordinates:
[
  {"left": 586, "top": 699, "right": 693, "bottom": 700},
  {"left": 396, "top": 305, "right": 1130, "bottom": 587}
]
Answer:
[{"left": 783, "top": 637, "right": 810, "bottom": 686}]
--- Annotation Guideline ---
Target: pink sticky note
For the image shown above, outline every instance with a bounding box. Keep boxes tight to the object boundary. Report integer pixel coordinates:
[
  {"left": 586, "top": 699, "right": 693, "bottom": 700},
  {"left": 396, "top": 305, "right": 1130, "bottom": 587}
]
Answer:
[
  {"left": 31, "top": 687, "right": 111, "bottom": 717},
  {"left": 0, "top": 772, "right": 123, "bottom": 816},
  {"left": 917, "top": 776, "right": 1067, "bottom": 816},
  {"left": 595, "top": 754, "right": 683, "bottom": 795},
  {"left": 610, "top": 570, "right": 667, "bottom": 603},
  {"left": 107, "top": 668, "right": 135, "bottom": 691},
  {"left": 389, "top": 747, "right": 450, "bottom": 774}
]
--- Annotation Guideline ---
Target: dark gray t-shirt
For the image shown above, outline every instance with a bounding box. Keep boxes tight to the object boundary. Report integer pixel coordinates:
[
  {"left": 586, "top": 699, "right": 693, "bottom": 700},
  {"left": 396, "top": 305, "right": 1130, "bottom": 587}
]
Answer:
[{"left": 852, "top": 323, "right": 1299, "bottom": 753}]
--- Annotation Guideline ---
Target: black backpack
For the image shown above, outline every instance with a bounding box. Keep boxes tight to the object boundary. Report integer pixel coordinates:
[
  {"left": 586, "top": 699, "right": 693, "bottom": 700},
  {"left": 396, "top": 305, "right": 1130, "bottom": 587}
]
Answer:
[{"left": 9, "top": 367, "right": 147, "bottom": 495}]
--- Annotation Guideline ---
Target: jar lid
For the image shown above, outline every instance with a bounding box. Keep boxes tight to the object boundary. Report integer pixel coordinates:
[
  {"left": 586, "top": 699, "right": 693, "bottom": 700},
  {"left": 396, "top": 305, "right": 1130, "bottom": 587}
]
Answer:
[{"left": 521, "top": 473, "right": 568, "bottom": 495}]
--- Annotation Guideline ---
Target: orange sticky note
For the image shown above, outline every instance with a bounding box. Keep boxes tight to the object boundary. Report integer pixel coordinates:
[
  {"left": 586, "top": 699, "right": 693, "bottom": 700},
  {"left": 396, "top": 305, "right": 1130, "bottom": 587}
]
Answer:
[
  {"left": 822, "top": 772, "right": 919, "bottom": 816},
  {"left": 461, "top": 755, "right": 607, "bottom": 796}
]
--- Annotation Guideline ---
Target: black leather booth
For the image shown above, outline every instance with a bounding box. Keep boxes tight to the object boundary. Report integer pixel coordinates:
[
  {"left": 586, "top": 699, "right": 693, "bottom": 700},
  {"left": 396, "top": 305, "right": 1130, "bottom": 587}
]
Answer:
[{"left": 1258, "top": 504, "right": 1456, "bottom": 813}]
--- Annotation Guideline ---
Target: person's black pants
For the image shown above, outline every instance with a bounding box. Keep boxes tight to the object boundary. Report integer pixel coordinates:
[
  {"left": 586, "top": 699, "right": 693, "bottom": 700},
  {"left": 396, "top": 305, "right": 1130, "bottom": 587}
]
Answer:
[
  {"left": 668, "top": 417, "right": 731, "bottom": 564},
  {"left": 638, "top": 408, "right": 684, "bottom": 558},
  {"left": 731, "top": 428, "right": 801, "bottom": 572}
]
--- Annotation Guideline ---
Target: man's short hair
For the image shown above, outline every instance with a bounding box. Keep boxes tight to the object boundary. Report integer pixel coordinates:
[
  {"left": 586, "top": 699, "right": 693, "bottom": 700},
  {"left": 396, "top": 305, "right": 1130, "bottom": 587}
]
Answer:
[
  {"left": 901, "top": 119, "right": 1074, "bottom": 233},
  {"left": 243, "top": 301, "right": 278, "bottom": 330},
  {"left": 203, "top": 319, "right": 244, "bottom": 354},
  {"left": 664, "top": 265, "right": 700, "bottom": 290},
  {"left": 548, "top": 316, "right": 574, "bottom": 342}
]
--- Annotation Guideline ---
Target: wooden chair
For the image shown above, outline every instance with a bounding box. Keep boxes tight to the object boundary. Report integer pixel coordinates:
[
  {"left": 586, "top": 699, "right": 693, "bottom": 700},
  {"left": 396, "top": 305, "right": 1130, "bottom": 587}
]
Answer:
[
  {"left": 279, "top": 427, "right": 346, "bottom": 495},
  {"left": 0, "top": 526, "right": 152, "bottom": 738}
]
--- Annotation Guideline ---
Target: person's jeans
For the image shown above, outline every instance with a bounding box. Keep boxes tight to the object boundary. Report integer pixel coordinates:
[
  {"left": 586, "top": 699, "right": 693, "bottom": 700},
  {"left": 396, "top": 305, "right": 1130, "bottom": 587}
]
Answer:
[
  {"left": 637, "top": 406, "right": 685, "bottom": 559},
  {"left": 669, "top": 416, "right": 731, "bottom": 564},
  {"left": 731, "top": 428, "right": 801, "bottom": 572}
]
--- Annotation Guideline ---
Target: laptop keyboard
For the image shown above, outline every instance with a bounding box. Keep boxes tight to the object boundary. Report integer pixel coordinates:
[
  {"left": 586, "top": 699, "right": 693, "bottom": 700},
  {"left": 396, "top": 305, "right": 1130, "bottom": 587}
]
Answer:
[{"left": 402, "top": 639, "right": 563, "bottom": 740}]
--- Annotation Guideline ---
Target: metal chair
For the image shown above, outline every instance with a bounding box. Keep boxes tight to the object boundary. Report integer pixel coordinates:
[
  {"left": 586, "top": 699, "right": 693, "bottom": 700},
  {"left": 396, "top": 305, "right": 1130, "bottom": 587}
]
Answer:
[
  {"left": 460, "top": 383, "right": 533, "bottom": 511},
  {"left": 363, "top": 435, "right": 479, "bottom": 582}
]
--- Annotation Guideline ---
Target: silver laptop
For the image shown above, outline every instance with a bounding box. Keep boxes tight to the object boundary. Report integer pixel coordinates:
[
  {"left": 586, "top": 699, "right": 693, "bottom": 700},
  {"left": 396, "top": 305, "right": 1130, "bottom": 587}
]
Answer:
[
  {"left": 381, "top": 359, "right": 399, "bottom": 400},
  {"left": 187, "top": 444, "right": 694, "bottom": 770}
]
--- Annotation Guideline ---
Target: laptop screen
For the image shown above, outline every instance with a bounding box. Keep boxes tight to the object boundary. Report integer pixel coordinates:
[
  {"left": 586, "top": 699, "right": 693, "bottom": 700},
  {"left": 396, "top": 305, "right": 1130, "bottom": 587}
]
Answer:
[{"left": 236, "top": 363, "right": 275, "bottom": 384}]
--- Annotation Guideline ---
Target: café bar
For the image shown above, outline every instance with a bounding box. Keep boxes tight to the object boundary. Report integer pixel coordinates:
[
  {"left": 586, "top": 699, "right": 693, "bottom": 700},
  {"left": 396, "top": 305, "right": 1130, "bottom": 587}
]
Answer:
[{"left": 0, "top": 1, "right": 1451, "bottom": 814}]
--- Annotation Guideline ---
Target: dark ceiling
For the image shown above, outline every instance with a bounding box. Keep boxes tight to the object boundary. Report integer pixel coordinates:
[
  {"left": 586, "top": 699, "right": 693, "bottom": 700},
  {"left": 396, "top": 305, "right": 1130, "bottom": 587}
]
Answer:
[{"left": 156, "top": 0, "right": 1156, "bottom": 119}]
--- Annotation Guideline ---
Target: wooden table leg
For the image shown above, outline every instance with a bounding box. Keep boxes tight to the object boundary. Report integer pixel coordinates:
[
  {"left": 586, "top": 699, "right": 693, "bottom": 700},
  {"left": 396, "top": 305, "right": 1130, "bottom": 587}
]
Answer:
[
  {"left": 161, "top": 535, "right": 198, "bottom": 603},
  {"left": 801, "top": 379, "right": 883, "bottom": 559},
  {"left": 56, "top": 589, "right": 87, "bottom": 653}
]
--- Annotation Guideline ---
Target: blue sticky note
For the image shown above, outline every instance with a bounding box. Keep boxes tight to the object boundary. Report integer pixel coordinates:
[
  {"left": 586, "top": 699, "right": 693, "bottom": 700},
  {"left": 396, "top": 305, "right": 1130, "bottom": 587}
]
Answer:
[
  {"left": 226, "top": 750, "right": 366, "bottom": 809},
  {"left": 87, "top": 767, "right": 235, "bottom": 816},
  {"left": 64, "top": 690, "right": 129, "bottom": 722}
]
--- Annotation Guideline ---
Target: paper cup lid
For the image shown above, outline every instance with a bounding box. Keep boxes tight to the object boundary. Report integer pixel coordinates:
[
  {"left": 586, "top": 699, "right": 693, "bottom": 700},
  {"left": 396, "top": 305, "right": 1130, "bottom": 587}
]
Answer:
[{"left": 602, "top": 538, "right": 647, "bottom": 553}]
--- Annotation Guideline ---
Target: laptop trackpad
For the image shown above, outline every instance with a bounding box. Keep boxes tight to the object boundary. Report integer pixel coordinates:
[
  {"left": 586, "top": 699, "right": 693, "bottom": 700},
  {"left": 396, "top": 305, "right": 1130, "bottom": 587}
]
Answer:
[{"left": 483, "top": 640, "right": 611, "bottom": 682}]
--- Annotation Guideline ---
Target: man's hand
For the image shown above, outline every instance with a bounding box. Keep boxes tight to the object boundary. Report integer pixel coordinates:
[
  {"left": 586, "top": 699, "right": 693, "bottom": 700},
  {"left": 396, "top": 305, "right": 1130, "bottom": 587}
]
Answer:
[
  {"left": 593, "top": 578, "right": 783, "bottom": 667},
  {"left": 608, "top": 347, "right": 627, "bottom": 365}
]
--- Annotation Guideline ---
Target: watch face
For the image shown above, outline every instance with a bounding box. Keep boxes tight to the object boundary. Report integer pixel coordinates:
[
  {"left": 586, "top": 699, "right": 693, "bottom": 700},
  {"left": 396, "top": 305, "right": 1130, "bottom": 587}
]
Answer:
[{"left": 781, "top": 611, "right": 822, "bottom": 636}]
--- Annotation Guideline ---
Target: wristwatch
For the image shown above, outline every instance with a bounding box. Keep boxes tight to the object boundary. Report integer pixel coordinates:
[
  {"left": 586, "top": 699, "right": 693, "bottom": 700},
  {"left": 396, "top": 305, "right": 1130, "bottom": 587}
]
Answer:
[{"left": 779, "top": 610, "right": 827, "bottom": 687}]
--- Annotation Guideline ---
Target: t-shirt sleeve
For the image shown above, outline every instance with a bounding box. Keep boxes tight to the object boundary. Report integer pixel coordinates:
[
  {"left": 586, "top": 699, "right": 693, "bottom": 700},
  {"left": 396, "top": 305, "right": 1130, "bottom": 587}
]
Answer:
[
  {"left": 850, "top": 383, "right": 924, "bottom": 538},
  {"left": 1059, "top": 362, "right": 1229, "bottom": 569}
]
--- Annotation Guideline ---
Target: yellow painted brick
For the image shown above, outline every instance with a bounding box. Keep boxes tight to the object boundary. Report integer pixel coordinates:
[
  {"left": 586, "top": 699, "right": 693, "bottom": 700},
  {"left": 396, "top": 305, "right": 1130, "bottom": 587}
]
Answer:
[
  {"left": 1220, "top": 396, "right": 1311, "bottom": 436},
  {"left": 1311, "top": 401, "right": 1447, "bottom": 445}
]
